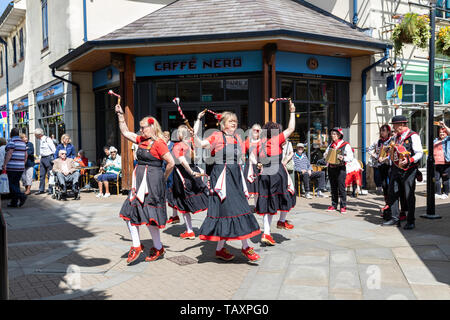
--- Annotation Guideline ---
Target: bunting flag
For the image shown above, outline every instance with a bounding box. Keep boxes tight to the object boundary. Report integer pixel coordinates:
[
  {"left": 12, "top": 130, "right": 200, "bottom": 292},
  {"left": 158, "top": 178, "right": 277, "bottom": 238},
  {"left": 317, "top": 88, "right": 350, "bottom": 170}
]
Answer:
[{"left": 395, "top": 73, "right": 403, "bottom": 104}]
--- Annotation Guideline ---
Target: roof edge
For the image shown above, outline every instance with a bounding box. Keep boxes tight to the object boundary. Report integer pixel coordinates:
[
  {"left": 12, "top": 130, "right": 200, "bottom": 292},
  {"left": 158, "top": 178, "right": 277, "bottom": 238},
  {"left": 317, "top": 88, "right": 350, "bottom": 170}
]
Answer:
[
  {"left": 50, "top": 29, "right": 392, "bottom": 70},
  {"left": 0, "top": 3, "right": 13, "bottom": 27}
]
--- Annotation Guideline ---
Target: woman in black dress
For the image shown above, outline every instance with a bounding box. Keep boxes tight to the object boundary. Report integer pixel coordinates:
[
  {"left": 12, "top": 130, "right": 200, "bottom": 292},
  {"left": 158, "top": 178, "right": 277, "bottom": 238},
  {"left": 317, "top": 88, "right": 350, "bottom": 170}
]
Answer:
[
  {"left": 167, "top": 124, "right": 209, "bottom": 240},
  {"left": 256, "top": 101, "right": 297, "bottom": 246},
  {"left": 115, "top": 103, "right": 175, "bottom": 264},
  {"left": 192, "top": 110, "right": 261, "bottom": 262}
]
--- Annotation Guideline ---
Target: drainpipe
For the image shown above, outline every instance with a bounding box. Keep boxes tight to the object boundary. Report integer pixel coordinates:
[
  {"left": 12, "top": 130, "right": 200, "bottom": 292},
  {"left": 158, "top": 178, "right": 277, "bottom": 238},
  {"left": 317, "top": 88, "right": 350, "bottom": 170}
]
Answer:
[
  {"left": 51, "top": 68, "right": 82, "bottom": 149},
  {"left": 353, "top": 0, "right": 358, "bottom": 26},
  {"left": 83, "top": 0, "right": 87, "bottom": 42},
  {"left": 361, "top": 48, "right": 390, "bottom": 189},
  {"left": 0, "top": 37, "right": 10, "bottom": 139}
]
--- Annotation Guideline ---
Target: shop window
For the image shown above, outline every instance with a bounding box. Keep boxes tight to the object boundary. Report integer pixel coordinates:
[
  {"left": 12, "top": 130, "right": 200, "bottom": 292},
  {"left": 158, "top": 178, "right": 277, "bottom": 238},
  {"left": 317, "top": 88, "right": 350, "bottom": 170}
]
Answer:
[
  {"left": 14, "top": 111, "right": 29, "bottom": 135},
  {"left": 281, "top": 80, "right": 293, "bottom": 99},
  {"left": 415, "top": 84, "right": 427, "bottom": 102},
  {"left": 156, "top": 82, "right": 176, "bottom": 103},
  {"left": 403, "top": 83, "right": 441, "bottom": 103},
  {"left": 201, "top": 80, "right": 224, "bottom": 101},
  {"left": 295, "top": 80, "right": 307, "bottom": 101},
  {"left": 37, "top": 98, "right": 65, "bottom": 146},
  {"left": 403, "top": 84, "right": 413, "bottom": 103},
  {"left": 179, "top": 81, "right": 200, "bottom": 102},
  {"left": 225, "top": 79, "right": 248, "bottom": 101}
]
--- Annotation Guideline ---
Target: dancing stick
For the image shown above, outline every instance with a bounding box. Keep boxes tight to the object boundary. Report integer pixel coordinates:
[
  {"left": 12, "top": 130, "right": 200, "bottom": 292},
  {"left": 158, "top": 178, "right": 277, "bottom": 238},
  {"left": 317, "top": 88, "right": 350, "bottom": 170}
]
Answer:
[
  {"left": 269, "top": 97, "right": 291, "bottom": 103},
  {"left": 205, "top": 109, "right": 222, "bottom": 120},
  {"left": 108, "top": 90, "right": 121, "bottom": 105},
  {"left": 172, "top": 97, "right": 193, "bottom": 130}
]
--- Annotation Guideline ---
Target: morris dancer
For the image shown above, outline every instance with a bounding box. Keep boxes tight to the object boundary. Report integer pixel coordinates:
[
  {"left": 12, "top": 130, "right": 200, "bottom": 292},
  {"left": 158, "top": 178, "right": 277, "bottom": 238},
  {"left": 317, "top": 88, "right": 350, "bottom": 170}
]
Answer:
[
  {"left": 192, "top": 110, "right": 261, "bottom": 262},
  {"left": 244, "top": 124, "right": 262, "bottom": 201},
  {"left": 167, "top": 124, "right": 209, "bottom": 240},
  {"left": 115, "top": 103, "right": 175, "bottom": 264},
  {"left": 383, "top": 115, "right": 423, "bottom": 230},
  {"left": 324, "top": 128, "right": 354, "bottom": 214},
  {"left": 256, "top": 101, "right": 297, "bottom": 246}
]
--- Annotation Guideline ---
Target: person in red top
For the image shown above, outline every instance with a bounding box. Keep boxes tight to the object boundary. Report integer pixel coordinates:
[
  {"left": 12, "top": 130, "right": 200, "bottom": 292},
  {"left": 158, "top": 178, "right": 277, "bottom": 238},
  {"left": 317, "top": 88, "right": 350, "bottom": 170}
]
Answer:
[
  {"left": 115, "top": 103, "right": 175, "bottom": 265},
  {"left": 166, "top": 124, "right": 209, "bottom": 239},
  {"left": 74, "top": 149, "right": 89, "bottom": 176},
  {"left": 256, "top": 101, "right": 297, "bottom": 246},
  {"left": 434, "top": 122, "right": 450, "bottom": 199},
  {"left": 192, "top": 110, "right": 261, "bottom": 262}
]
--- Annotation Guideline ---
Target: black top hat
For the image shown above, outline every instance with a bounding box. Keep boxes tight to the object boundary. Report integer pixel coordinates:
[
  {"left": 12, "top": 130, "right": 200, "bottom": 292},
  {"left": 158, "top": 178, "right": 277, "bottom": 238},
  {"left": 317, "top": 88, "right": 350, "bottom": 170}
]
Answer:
[
  {"left": 391, "top": 115, "right": 408, "bottom": 124},
  {"left": 330, "top": 127, "right": 344, "bottom": 138}
]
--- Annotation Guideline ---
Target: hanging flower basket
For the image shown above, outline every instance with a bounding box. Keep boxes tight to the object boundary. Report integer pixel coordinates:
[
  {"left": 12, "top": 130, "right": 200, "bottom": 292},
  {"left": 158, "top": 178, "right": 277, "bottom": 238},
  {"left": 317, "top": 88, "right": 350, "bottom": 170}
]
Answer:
[
  {"left": 437, "top": 26, "right": 450, "bottom": 56},
  {"left": 391, "top": 13, "right": 430, "bottom": 56}
]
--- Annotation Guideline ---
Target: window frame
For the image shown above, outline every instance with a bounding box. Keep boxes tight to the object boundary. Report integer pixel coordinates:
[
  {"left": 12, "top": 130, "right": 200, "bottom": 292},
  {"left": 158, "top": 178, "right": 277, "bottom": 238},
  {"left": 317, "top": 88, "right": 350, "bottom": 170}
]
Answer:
[
  {"left": 19, "top": 28, "right": 24, "bottom": 60},
  {"left": 41, "top": 0, "right": 49, "bottom": 51}
]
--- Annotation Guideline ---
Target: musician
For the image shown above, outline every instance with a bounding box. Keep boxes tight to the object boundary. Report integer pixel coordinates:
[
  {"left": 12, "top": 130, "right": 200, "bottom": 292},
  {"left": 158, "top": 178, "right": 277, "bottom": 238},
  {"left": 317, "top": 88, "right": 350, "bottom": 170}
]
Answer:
[
  {"left": 323, "top": 128, "right": 354, "bottom": 214},
  {"left": 383, "top": 115, "right": 423, "bottom": 230},
  {"left": 167, "top": 125, "right": 209, "bottom": 240},
  {"left": 434, "top": 121, "right": 450, "bottom": 199}
]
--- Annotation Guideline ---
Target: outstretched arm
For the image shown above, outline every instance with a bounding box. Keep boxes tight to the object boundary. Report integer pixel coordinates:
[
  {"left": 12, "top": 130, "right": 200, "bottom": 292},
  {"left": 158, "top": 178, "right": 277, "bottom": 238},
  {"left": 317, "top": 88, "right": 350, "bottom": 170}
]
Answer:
[
  {"left": 115, "top": 104, "right": 138, "bottom": 143},
  {"left": 192, "top": 110, "right": 211, "bottom": 149},
  {"left": 282, "top": 100, "right": 296, "bottom": 139}
]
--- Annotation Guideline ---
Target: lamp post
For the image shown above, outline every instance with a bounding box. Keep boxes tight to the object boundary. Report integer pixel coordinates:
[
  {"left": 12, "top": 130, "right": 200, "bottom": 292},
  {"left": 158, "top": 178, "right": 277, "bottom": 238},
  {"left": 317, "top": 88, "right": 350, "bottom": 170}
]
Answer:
[{"left": 422, "top": 0, "right": 441, "bottom": 219}]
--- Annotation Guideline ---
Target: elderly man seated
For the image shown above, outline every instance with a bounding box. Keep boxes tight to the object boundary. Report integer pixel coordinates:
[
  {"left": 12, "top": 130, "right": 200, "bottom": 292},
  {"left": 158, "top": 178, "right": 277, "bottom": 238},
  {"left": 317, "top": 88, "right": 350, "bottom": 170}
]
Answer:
[{"left": 52, "top": 149, "right": 81, "bottom": 199}]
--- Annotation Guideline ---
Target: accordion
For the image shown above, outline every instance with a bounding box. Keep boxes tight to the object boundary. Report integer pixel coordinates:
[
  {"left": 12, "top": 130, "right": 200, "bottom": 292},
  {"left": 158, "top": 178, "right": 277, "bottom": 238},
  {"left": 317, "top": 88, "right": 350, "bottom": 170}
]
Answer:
[
  {"left": 391, "top": 144, "right": 411, "bottom": 170},
  {"left": 325, "top": 148, "right": 343, "bottom": 165}
]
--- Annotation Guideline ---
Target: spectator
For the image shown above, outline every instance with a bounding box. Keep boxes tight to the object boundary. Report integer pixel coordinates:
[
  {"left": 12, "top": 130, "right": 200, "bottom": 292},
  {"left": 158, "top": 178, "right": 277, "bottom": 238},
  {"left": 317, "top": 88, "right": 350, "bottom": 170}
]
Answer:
[
  {"left": 52, "top": 149, "right": 81, "bottom": 200},
  {"left": 94, "top": 145, "right": 111, "bottom": 181},
  {"left": 35, "top": 128, "right": 56, "bottom": 195},
  {"left": 282, "top": 137, "right": 295, "bottom": 186},
  {"left": 20, "top": 133, "right": 35, "bottom": 195},
  {"left": 74, "top": 149, "right": 89, "bottom": 177},
  {"left": 293, "top": 143, "right": 327, "bottom": 199},
  {"left": 54, "top": 133, "right": 75, "bottom": 159},
  {"left": 434, "top": 121, "right": 450, "bottom": 199},
  {"left": 2, "top": 128, "right": 27, "bottom": 207},
  {"left": 0, "top": 138, "right": 7, "bottom": 172},
  {"left": 50, "top": 134, "right": 58, "bottom": 146},
  {"left": 95, "top": 146, "right": 121, "bottom": 198}
]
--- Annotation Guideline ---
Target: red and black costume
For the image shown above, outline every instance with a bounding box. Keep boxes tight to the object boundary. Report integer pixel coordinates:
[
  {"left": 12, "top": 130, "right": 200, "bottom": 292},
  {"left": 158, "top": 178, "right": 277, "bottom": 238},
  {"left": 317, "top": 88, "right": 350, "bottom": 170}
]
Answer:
[{"left": 243, "top": 138, "right": 260, "bottom": 196}]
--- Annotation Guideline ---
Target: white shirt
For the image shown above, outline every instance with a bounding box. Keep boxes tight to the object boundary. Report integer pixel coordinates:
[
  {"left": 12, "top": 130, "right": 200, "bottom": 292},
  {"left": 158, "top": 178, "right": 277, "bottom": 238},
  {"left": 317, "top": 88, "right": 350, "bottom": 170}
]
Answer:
[
  {"left": 396, "top": 129, "right": 423, "bottom": 163},
  {"left": 39, "top": 135, "right": 56, "bottom": 157}
]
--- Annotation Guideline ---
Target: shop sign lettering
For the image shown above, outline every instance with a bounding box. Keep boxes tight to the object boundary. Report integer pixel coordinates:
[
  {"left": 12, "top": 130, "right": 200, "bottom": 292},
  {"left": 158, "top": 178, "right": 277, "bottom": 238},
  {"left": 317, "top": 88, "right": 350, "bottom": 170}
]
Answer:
[{"left": 154, "top": 57, "right": 242, "bottom": 72}]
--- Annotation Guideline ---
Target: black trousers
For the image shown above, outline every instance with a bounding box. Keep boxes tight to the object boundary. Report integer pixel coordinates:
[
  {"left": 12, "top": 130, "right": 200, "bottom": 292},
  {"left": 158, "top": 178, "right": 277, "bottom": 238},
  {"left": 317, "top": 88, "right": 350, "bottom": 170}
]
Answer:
[
  {"left": 387, "top": 166, "right": 417, "bottom": 224},
  {"left": 435, "top": 164, "right": 450, "bottom": 195},
  {"left": 328, "top": 165, "right": 347, "bottom": 208},
  {"left": 39, "top": 155, "right": 53, "bottom": 193},
  {"left": 299, "top": 171, "right": 326, "bottom": 193},
  {"left": 379, "top": 164, "right": 391, "bottom": 202}
]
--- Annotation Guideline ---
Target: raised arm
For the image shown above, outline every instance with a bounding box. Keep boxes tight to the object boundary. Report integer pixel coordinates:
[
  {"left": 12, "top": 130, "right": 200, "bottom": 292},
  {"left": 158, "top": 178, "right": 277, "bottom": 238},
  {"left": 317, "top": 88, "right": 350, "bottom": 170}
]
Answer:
[
  {"left": 282, "top": 100, "right": 296, "bottom": 139},
  {"left": 192, "top": 110, "right": 211, "bottom": 149},
  {"left": 441, "top": 121, "right": 450, "bottom": 136},
  {"left": 115, "top": 104, "right": 138, "bottom": 143}
]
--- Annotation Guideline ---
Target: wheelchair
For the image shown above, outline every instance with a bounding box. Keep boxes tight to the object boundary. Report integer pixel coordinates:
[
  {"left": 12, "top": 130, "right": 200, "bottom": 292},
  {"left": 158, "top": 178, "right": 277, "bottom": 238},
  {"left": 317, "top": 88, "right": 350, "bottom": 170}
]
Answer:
[{"left": 49, "top": 170, "right": 81, "bottom": 201}]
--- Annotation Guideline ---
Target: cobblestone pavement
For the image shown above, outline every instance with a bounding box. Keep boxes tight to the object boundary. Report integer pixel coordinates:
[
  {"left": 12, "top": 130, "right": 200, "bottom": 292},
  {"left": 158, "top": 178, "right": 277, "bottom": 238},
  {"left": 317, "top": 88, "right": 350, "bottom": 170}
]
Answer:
[{"left": 2, "top": 182, "right": 450, "bottom": 300}]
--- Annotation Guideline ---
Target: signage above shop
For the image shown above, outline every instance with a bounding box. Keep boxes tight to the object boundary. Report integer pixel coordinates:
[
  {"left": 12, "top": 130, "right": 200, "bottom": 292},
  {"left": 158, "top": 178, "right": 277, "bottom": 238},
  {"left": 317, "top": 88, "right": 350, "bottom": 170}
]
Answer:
[
  {"left": 136, "top": 51, "right": 262, "bottom": 77},
  {"left": 277, "top": 51, "right": 351, "bottom": 78},
  {"left": 13, "top": 97, "right": 29, "bottom": 112},
  {"left": 36, "top": 82, "right": 64, "bottom": 103}
]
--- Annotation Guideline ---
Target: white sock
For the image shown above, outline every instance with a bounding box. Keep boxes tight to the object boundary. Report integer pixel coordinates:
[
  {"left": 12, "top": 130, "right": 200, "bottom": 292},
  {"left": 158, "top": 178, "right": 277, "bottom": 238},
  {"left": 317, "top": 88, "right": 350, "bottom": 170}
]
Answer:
[
  {"left": 182, "top": 213, "right": 193, "bottom": 233},
  {"left": 126, "top": 221, "right": 141, "bottom": 248},
  {"left": 216, "top": 240, "right": 226, "bottom": 251},
  {"left": 147, "top": 225, "right": 162, "bottom": 250},
  {"left": 279, "top": 212, "right": 288, "bottom": 222},
  {"left": 241, "top": 239, "right": 249, "bottom": 249},
  {"left": 263, "top": 214, "right": 273, "bottom": 235},
  {"left": 171, "top": 207, "right": 178, "bottom": 218}
]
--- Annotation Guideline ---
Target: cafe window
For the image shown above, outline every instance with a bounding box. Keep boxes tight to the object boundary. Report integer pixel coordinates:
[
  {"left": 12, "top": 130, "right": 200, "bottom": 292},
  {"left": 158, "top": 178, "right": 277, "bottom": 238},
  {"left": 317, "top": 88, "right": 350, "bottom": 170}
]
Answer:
[
  {"left": 225, "top": 79, "right": 248, "bottom": 101},
  {"left": 156, "top": 82, "right": 176, "bottom": 103},
  {"left": 179, "top": 81, "right": 200, "bottom": 102},
  {"left": 202, "top": 80, "right": 224, "bottom": 102},
  {"left": 37, "top": 97, "right": 65, "bottom": 146}
]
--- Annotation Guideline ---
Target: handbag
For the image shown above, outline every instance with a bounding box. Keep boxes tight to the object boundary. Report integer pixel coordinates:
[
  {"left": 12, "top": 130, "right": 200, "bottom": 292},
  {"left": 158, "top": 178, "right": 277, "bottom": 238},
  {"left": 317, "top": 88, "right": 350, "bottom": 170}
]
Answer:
[
  {"left": 283, "top": 142, "right": 294, "bottom": 171},
  {"left": 0, "top": 172, "right": 9, "bottom": 194}
]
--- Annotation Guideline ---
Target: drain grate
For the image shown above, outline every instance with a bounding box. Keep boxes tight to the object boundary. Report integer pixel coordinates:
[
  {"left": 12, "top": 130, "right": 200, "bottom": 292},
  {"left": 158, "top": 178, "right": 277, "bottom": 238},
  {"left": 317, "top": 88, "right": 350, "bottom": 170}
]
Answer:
[{"left": 167, "top": 255, "right": 197, "bottom": 266}]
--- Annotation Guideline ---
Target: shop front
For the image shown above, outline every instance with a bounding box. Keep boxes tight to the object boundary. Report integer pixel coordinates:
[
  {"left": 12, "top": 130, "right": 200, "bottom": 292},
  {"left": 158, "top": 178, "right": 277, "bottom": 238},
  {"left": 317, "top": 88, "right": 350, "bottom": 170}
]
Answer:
[
  {"left": 35, "top": 81, "right": 65, "bottom": 148},
  {"left": 12, "top": 96, "right": 29, "bottom": 135},
  {"left": 0, "top": 104, "right": 7, "bottom": 138}
]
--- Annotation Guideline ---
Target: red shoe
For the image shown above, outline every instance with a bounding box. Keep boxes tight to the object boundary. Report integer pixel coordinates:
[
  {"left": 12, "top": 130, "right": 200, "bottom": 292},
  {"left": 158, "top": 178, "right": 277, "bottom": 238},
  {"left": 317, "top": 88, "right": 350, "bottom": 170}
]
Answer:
[
  {"left": 145, "top": 246, "right": 165, "bottom": 262},
  {"left": 277, "top": 220, "right": 294, "bottom": 230},
  {"left": 327, "top": 206, "right": 337, "bottom": 212},
  {"left": 126, "top": 244, "right": 144, "bottom": 264},
  {"left": 261, "top": 233, "right": 276, "bottom": 246},
  {"left": 399, "top": 212, "right": 406, "bottom": 221},
  {"left": 241, "top": 247, "right": 260, "bottom": 262},
  {"left": 167, "top": 216, "right": 180, "bottom": 224},
  {"left": 340, "top": 207, "right": 347, "bottom": 214},
  {"left": 215, "top": 248, "right": 235, "bottom": 261},
  {"left": 180, "top": 231, "right": 195, "bottom": 240}
]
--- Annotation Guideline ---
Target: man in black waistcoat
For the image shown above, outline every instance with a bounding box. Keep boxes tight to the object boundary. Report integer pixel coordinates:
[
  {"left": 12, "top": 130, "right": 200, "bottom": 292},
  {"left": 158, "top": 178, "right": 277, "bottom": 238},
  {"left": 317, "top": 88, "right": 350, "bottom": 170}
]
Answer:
[{"left": 383, "top": 115, "right": 423, "bottom": 230}]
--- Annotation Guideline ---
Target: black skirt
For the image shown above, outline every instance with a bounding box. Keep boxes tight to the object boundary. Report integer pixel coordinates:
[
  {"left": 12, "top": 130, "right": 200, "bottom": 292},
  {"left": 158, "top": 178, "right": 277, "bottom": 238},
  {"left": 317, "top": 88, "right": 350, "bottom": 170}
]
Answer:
[
  {"left": 120, "top": 164, "right": 167, "bottom": 228},
  {"left": 198, "top": 163, "right": 261, "bottom": 241},
  {"left": 167, "top": 164, "right": 209, "bottom": 214},
  {"left": 243, "top": 160, "right": 259, "bottom": 195},
  {"left": 256, "top": 163, "right": 296, "bottom": 215}
]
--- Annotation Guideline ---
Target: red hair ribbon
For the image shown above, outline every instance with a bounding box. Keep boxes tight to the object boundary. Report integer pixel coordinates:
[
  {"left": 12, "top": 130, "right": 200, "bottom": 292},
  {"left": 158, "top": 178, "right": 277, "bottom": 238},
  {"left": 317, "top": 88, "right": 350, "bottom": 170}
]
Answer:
[{"left": 148, "top": 118, "right": 154, "bottom": 125}]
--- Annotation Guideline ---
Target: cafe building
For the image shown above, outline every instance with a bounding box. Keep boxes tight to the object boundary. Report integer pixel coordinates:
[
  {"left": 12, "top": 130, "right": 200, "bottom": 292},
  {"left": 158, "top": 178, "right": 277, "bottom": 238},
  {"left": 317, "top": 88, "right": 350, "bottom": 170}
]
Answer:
[{"left": 50, "top": 0, "right": 391, "bottom": 189}]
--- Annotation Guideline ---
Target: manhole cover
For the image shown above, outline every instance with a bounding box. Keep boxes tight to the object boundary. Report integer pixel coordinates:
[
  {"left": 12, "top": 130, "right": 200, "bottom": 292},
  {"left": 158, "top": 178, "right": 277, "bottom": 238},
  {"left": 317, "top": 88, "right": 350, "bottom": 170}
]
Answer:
[{"left": 167, "top": 255, "right": 197, "bottom": 266}]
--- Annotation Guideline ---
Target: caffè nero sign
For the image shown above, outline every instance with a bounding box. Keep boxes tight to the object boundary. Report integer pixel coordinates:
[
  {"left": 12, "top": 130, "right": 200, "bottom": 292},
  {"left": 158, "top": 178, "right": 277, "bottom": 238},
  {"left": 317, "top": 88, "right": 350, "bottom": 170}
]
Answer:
[{"left": 136, "top": 51, "right": 262, "bottom": 77}]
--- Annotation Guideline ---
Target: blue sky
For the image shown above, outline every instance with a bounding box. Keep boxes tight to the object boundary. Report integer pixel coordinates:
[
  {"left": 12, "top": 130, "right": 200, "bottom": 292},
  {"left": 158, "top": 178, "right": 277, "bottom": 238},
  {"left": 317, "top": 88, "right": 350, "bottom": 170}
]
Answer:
[{"left": 0, "top": 0, "right": 12, "bottom": 16}]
